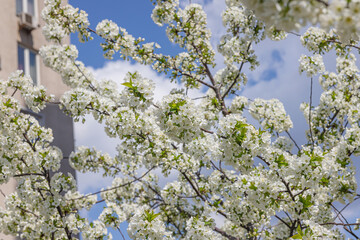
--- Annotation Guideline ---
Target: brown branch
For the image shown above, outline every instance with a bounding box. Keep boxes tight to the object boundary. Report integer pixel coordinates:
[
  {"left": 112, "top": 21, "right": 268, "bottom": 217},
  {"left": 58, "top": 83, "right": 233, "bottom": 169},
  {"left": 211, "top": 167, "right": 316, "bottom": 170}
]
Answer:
[
  {"left": 203, "top": 62, "right": 229, "bottom": 116},
  {"left": 11, "top": 88, "right": 18, "bottom": 97},
  {"left": 214, "top": 227, "right": 239, "bottom": 240},
  {"left": 309, "top": 77, "right": 315, "bottom": 149},
  {"left": 334, "top": 198, "right": 359, "bottom": 221},
  {"left": 275, "top": 215, "right": 291, "bottom": 229},
  {"left": 293, "top": 187, "right": 309, "bottom": 197},
  {"left": 169, "top": 63, "right": 215, "bottom": 90},
  {"left": 189, "top": 42, "right": 229, "bottom": 116},
  {"left": 320, "top": 222, "right": 360, "bottom": 226},
  {"left": 180, "top": 171, "right": 230, "bottom": 221},
  {"left": 258, "top": 156, "right": 296, "bottom": 202},
  {"left": 314, "top": 0, "right": 329, "bottom": 7},
  {"left": 23, "top": 132, "right": 36, "bottom": 152},
  {"left": 0, "top": 189, "right": 5, "bottom": 198},
  {"left": 200, "top": 127, "right": 214, "bottom": 134},
  {"left": 318, "top": 108, "right": 340, "bottom": 140},
  {"left": 69, "top": 167, "right": 156, "bottom": 201},
  {"left": 14, "top": 173, "right": 44, "bottom": 177},
  {"left": 72, "top": 61, "right": 97, "bottom": 92},
  {"left": 288, "top": 32, "right": 360, "bottom": 51},
  {"left": 181, "top": 171, "right": 206, "bottom": 202},
  {"left": 222, "top": 43, "right": 252, "bottom": 100},
  {"left": 326, "top": 39, "right": 360, "bottom": 51},
  {"left": 285, "top": 130, "right": 301, "bottom": 152},
  {"left": 17, "top": 206, "right": 39, "bottom": 218},
  {"left": 344, "top": 226, "right": 360, "bottom": 239},
  {"left": 117, "top": 227, "right": 126, "bottom": 240}
]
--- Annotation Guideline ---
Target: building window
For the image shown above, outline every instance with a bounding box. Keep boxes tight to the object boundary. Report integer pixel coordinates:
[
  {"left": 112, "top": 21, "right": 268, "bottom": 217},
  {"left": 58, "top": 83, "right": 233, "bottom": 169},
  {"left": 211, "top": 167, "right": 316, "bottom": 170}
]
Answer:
[
  {"left": 18, "top": 44, "right": 39, "bottom": 85},
  {"left": 16, "top": 0, "right": 36, "bottom": 16}
]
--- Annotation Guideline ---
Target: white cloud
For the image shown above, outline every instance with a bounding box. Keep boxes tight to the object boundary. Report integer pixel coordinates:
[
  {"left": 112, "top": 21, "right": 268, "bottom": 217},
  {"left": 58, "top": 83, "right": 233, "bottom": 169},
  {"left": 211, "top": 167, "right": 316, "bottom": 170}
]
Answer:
[
  {"left": 242, "top": 35, "right": 316, "bottom": 145},
  {"left": 88, "top": 61, "right": 181, "bottom": 102}
]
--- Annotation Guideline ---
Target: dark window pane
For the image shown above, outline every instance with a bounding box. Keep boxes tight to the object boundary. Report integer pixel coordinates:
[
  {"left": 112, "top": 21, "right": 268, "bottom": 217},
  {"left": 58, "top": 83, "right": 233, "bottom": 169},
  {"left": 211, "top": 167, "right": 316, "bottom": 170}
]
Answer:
[
  {"left": 18, "top": 45, "right": 25, "bottom": 72},
  {"left": 27, "top": 0, "right": 35, "bottom": 16},
  {"left": 29, "top": 51, "right": 37, "bottom": 85},
  {"left": 16, "top": 0, "right": 23, "bottom": 15}
]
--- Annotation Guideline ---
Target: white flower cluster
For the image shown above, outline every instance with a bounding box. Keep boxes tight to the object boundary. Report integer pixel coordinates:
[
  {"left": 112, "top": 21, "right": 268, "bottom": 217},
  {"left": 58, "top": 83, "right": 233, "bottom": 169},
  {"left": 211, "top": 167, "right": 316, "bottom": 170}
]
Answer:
[
  {"left": 7, "top": 70, "right": 53, "bottom": 112},
  {"left": 69, "top": 146, "right": 118, "bottom": 176},
  {"left": 185, "top": 216, "right": 221, "bottom": 240},
  {"left": 40, "top": 45, "right": 96, "bottom": 89},
  {"left": 42, "top": 0, "right": 91, "bottom": 42},
  {"left": 230, "top": 95, "right": 248, "bottom": 114},
  {"left": 299, "top": 54, "right": 325, "bottom": 77},
  {"left": 156, "top": 94, "right": 204, "bottom": 143},
  {"left": 120, "top": 72, "right": 155, "bottom": 110},
  {"left": 218, "top": 114, "right": 271, "bottom": 171},
  {"left": 219, "top": 5, "right": 260, "bottom": 69},
  {"left": 236, "top": 0, "right": 360, "bottom": 43},
  {"left": 128, "top": 207, "right": 174, "bottom": 240},
  {"left": 301, "top": 27, "right": 334, "bottom": 54},
  {"left": 249, "top": 98, "right": 293, "bottom": 133}
]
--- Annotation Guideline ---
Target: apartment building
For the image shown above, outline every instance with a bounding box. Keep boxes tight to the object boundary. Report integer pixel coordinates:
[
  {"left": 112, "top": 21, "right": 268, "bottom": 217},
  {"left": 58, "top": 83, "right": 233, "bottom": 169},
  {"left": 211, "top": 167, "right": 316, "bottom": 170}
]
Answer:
[{"left": 0, "top": 0, "right": 75, "bottom": 238}]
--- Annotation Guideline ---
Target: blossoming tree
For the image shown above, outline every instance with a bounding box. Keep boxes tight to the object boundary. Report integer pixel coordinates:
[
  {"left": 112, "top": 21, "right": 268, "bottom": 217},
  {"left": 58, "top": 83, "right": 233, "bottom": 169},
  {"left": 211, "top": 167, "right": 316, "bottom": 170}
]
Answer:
[{"left": 1, "top": 0, "right": 360, "bottom": 239}]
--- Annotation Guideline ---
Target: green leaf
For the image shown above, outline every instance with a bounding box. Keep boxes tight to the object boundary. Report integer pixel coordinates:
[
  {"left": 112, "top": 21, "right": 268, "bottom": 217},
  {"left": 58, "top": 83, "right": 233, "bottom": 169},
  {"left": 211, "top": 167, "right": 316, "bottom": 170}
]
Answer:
[
  {"left": 167, "top": 99, "right": 186, "bottom": 116},
  {"left": 299, "top": 195, "right": 313, "bottom": 213},
  {"left": 274, "top": 154, "right": 288, "bottom": 168},
  {"left": 291, "top": 225, "right": 304, "bottom": 239},
  {"left": 121, "top": 82, "right": 133, "bottom": 88},
  {"left": 4, "top": 99, "right": 13, "bottom": 108},
  {"left": 319, "top": 176, "right": 330, "bottom": 187},
  {"left": 291, "top": 233, "right": 303, "bottom": 239},
  {"left": 143, "top": 209, "right": 160, "bottom": 223},
  {"left": 234, "top": 122, "right": 247, "bottom": 145},
  {"left": 249, "top": 182, "right": 257, "bottom": 191}
]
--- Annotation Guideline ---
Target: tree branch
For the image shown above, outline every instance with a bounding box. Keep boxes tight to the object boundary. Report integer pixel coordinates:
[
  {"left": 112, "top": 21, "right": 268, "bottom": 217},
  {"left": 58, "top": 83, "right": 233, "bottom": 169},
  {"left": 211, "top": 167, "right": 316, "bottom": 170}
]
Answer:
[
  {"left": 222, "top": 43, "right": 251, "bottom": 100},
  {"left": 69, "top": 167, "right": 156, "bottom": 201},
  {"left": 308, "top": 77, "right": 315, "bottom": 149},
  {"left": 214, "top": 227, "right": 239, "bottom": 240}
]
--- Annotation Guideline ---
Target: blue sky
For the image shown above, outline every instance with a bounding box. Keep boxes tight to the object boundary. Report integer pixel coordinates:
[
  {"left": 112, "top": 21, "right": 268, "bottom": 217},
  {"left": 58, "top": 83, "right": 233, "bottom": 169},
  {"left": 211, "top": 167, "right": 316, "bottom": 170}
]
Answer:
[
  {"left": 70, "top": 0, "right": 182, "bottom": 68},
  {"left": 67, "top": 0, "right": 360, "bottom": 239}
]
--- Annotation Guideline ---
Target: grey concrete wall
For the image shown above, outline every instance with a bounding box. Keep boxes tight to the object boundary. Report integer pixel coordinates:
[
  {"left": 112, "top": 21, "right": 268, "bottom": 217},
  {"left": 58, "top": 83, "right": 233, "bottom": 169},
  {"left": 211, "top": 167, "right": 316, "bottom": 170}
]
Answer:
[{"left": 42, "top": 104, "right": 76, "bottom": 178}]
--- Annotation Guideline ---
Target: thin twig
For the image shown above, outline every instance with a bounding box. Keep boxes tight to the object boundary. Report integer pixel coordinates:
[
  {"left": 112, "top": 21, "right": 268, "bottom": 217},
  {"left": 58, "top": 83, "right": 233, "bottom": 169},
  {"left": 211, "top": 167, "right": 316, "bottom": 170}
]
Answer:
[
  {"left": 14, "top": 173, "right": 44, "bottom": 177},
  {"left": 17, "top": 206, "right": 40, "bottom": 218},
  {"left": 333, "top": 196, "right": 360, "bottom": 221},
  {"left": 308, "top": 77, "right": 315, "bottom": 150},
  {"left": 117, "top": 227, "right": 126, "bottom": 240},
  {"left": 69, "top": 167, "right": 155, "bottom": 201},
  {"left": 72, "top": 61, "right": 97, "bottom": 92},
  {"left": 314, "top": 0, "right": 329, "bottom": 6},
  {"left": 275, "top": 215, "right": 291, "bottom": 229},
  {"left": 222, "top": 43, "right": 252, "bottom": 100},
  {"left": 288, "top": 32, "right": 360, "bottom": 51},
  {"left": 213, "top": 227, "right": 239, "bottom": 240},
  {"left": 321, "top": 222, "right": 360, "bottom": 226},
  {"left": 285, "top": 130, "right": 301, "bottom": 152},
  {"left": 0, "top": 189, "right": 6, "bottom": 197},
  {"left": 11, "top": 88, "right": 18, "bottom": 97},
  {"left": 344, "top": 226, "right": 360, "bottom": 239}
]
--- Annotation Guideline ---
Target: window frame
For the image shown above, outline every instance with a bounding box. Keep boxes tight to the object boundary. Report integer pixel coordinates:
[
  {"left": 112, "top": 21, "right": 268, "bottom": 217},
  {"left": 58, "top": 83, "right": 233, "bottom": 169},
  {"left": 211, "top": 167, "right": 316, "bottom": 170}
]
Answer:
[
  {"left": 18, "top": 44, "right": 40, "bottom": 86},
  {"left": 16, "top": 0, "right": 38, "bottom": 23}
]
